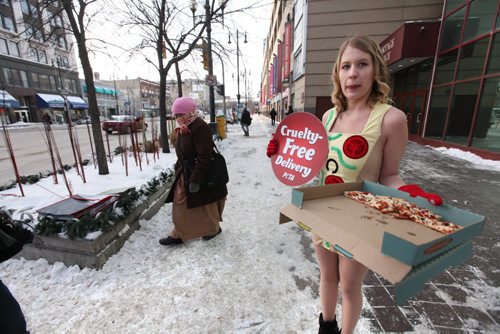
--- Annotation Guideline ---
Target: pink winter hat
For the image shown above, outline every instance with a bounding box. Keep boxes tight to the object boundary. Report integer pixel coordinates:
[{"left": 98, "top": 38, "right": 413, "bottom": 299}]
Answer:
[{"left": 172, "top": 97, "right": 197, "bottom": 115}]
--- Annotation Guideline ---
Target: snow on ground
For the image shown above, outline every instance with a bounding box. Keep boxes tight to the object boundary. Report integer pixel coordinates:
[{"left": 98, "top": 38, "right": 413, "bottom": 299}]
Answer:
[{"left": 1, "top": 115, "right": 498, "bottom": 333}]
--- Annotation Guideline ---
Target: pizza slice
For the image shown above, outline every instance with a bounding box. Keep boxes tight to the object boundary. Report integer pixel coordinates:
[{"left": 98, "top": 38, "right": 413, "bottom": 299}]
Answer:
[{"left": 344, "top": 190, "right": 461, "bottom": 235}]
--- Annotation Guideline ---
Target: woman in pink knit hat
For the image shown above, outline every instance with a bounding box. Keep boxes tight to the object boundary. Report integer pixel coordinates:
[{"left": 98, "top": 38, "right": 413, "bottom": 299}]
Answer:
[{"left": 162, "top": 97, "right": 227, "bottom": 246}]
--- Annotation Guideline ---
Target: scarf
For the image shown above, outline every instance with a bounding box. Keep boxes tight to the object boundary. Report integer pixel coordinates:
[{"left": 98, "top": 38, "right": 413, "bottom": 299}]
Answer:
[{"left": 175, "top": 112, "right": 198, "bottom": 134}]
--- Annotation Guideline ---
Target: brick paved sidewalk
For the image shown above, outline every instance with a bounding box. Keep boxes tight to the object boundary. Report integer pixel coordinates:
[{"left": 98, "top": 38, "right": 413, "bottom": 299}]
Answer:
[{"left": 358, "top": 143, "right": 500, "bottom": 333}]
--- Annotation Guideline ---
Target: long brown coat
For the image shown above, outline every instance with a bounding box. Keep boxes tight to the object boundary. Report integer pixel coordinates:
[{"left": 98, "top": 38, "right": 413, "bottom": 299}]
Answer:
[{"left": 165, "top": 118, "right": 228, "bottom": 208}]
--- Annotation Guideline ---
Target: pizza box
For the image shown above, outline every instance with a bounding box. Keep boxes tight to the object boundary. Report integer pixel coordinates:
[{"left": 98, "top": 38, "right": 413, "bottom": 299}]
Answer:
[{"left": 279, "top": 181, "right": 485, "bottom": 304}]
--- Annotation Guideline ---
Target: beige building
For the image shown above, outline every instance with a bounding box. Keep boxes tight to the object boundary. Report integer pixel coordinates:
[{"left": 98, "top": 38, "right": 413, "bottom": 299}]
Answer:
[{"left": 261, "top": 0, "right": 442, "bottom": 119}]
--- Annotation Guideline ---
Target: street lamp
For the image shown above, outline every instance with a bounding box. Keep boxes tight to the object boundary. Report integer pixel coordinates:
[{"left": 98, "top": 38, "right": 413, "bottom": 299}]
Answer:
[
  {"left": 228, "top": 30, "right": 247, "bottom": 114},
  {"left": 190, "top": 0, "right": 228, "bottom": 123}
]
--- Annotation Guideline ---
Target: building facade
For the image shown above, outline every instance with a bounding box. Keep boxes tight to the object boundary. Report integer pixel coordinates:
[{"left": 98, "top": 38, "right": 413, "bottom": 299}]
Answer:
[
  {"left": 261, "top": 0, "right": 499, "bottom": 160},
  {"left": 0, "top": 0, "right": 86, "bottom": 124},
  {"left": 108, "top": 77, "right": 161, "bottom": 118}
]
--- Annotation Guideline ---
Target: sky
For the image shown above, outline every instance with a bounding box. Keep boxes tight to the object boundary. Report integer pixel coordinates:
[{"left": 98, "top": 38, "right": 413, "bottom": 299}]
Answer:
[
  {"left": 80, "top": 0, "right": 273, "bottom": 102},
  {"left": 1, "top": 116, "right": 499, "bottom": 332}
]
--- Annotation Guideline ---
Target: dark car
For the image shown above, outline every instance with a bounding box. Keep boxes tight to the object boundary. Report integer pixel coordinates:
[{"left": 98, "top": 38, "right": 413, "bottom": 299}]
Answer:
[{"left": 102, "top": 115, "right": 147, "bottom": 134}]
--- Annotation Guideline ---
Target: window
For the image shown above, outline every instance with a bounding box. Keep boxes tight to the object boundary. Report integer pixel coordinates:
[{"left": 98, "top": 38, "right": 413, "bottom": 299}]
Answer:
[
  {"left": 0, "top": 0, "right": 11, "bottom": 7},
  {"left": 434, "top": 49, "right": 459, "bottom": 85},
  {"left": 3, "top": 68, "right": 29, "bottom": 87},
  {"left": 416, "top": 59, "right": 434, "bottom": 90},
  {"left": 445, "top": 81, "right": 480, "bottom": 145},
  {"left": 29, "top": 47, "right": 38, "bottom": 61},
  {"left": 31, "top": 73, "right": 39, "bottom": 89},
  {"left": 8, "top": 40, "right": 19, "bottom": 57},
  {"left": 457, "top": 37, "right": 489, "bottom": 80},
  {"left": 38, "top": 74, "right": 52, "bottom": 90},
  {"left": 1, "top": 13, "right": 16, "bottom": 32},
  {"left": 0, "top": 38, "right": 7, "bottom": 54},
  {"left": 25, "top": 26, "right": 42, "bottom": 41},
  {"left": 426, "top": 85, "right": 452, "bottom": 139},
  {"left": 57, "top": 36, "right": 67, "bottom": 49},
  {"left": 28, "top": 47, "right": 48, "bottom": 63},
  {"left": 38, "top": 49, "right": 47, "bottom": 64},
  {"left": 20, "top": 0, "right": 29, "bottom": 14},
  {"left": 463, "top": 0, "right": 497, "bottom": 43},
  {"left": 487, "top": 33, "right": 500, "bottom": 74},
  {"left": 292, "top": 47, "right": 303, "bottom": 79},
  {"left": 440, "top": 7, "right": 466, "bottom": 51},
  {"left": 55, "top": 55, "right": 69, "bottom": 68},
  {"left": 444, "top": 0, "right": 465, "bottom": 15},
  {"left": 471, "top": 77, "right": 500, "bottom": 153}
]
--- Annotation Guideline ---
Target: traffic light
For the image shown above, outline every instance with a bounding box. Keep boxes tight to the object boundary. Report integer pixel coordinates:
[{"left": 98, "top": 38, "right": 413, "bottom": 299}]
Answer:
[
  {"left": 216, "top": 84, "right": 224, "bottom": 96},
  {"left": 201, "top": 40, "right": 208, "bottom": 70}
]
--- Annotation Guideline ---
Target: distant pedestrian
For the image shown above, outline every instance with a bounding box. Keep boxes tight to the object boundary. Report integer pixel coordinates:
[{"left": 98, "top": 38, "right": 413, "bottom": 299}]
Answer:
[
  {"left": 270, "top": 108, "right": 277, "bottom": 126},
  {"left": 240, "top": 108, "right": 252, "bottom": 136},
  {"left": 161, "top": 97, "right": 226, "bottom": 246}
]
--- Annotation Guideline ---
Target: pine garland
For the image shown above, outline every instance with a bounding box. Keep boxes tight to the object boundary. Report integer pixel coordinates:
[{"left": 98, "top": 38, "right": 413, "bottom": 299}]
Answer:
[{"left": 32, "top": 170, "right": 173, "bottom": 240}]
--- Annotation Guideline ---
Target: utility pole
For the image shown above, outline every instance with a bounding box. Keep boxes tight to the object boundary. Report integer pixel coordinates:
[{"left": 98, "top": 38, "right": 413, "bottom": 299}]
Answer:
[{"left": 205, "top": 0, "right": 216, "bottom": 123}]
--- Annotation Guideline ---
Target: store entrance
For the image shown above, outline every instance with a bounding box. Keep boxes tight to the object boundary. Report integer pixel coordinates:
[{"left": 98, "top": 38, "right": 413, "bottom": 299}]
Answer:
[{"left": 394, "top": 90, "right": 427, "bottom": 142}]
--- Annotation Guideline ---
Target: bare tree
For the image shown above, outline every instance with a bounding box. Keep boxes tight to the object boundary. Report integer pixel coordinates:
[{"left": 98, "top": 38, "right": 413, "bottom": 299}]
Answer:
[
  {"left": 110, "top": 0, "right": 260, "bottom": 153},
  {"left": 27, "top": 0, "right": 111, "bottom": 174},
  {"left": 59, "top": 0, "right": 109, "bottom": 174}
]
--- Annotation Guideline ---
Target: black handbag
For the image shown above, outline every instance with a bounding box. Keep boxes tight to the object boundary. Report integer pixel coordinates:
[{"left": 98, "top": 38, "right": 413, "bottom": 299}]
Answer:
[
  {"left": 183, "top": 146, "right": 229, "bottom": 190},
  {"left": 202, "top": 146, "right": 229, "bottom": 189}
]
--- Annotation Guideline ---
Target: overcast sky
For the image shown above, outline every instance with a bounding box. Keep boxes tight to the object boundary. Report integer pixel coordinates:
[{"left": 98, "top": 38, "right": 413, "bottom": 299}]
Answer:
[{"left": 79, "top": 1, "right": 273, "bottom": 101}]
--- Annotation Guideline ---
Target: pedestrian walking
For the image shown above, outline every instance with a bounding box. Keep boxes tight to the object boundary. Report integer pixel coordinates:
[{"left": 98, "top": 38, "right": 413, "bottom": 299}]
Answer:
[
  {"left": 266, "top": 35, "right": 442, "bottom": 333},
  {"left": 240, "top": 108, "right": 252, "bottom": 136},
  {"left": 270, "top": 108, "right": 277, "bottom": 125},
  {"left": 161, "top": 97, "right": 226, "bottom": 246}
]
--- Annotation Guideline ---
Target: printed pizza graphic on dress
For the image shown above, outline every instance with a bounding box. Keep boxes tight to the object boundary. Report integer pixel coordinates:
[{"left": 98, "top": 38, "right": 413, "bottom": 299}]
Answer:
[{"left": 324, "top": 135, "right": 369, "bottom": 184}]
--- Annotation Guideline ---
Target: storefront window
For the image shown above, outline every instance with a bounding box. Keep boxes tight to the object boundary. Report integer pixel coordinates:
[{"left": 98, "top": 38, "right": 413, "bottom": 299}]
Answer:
[
  {"left": 471, "top": 77, "right": 500, "bottom": 153},
  {"left": 445, "top": 81, "right": 480, "bottom": 145},
  {"left": 434, "top": 49, "right": 458, "bottom": 85},
  {"left": 463, "top": 0, "right": 497, "bottom": 43},
  {"left": 440, "top": 7, "right": 466, "bottom": 51},
  {"left": 406, "top": 65, "right": 418, "bottom": 91},
  {"left": 444, "top": 0, "right": 465, "bottom": 16},
  {"left": 394, "top": 70, "right": 406, "bottom": 93},
  {"left": 487, "top": 33, "right": 500, "bottom": 74},
  {"left": 457, "top": 37, "right": 489, "bottom": 80},
  {"left": 426, "top": 85, "right": 451, "bottom": 139},
  {"left": 416, "top": 59, "right": 434, "bottom": 90}
]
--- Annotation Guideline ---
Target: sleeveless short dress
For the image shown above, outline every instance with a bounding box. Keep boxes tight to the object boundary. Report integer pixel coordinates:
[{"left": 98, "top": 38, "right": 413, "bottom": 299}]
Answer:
[{"left": 314, "top": 102, "right": 392, "bottom": 252}]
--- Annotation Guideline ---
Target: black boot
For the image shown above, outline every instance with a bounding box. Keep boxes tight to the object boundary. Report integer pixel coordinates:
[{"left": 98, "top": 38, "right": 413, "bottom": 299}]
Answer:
[{"left": 318, "top": 313, "right": 339, "bottom": 334}]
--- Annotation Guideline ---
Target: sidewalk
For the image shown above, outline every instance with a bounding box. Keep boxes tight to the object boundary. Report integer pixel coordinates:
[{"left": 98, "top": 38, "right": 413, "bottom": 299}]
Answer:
[
  {"left": 0, "top": 115, "right": 498, "bottom": 333},
  {"left": 359, "top": 141, "right": 500, "bottom": 332}
]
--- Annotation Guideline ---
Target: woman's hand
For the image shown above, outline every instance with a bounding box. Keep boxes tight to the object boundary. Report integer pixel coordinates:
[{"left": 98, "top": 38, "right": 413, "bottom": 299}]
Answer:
[{"left": 189, "top": 182, "right": 200, "bottom": 193}]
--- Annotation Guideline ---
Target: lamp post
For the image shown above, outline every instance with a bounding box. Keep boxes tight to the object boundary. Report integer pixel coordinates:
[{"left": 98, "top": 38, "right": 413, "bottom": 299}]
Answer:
[
  {"left": 228, "top": 30, "right": 247, "bottom": 114},
  {"left": 190, "top": 0, "right": 227, "bottom": 124}
]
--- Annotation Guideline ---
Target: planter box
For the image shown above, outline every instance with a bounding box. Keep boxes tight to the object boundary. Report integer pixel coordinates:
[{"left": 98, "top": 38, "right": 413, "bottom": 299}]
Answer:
[{"left": 17, "top": 181, "right": 172, "bottom": 269}]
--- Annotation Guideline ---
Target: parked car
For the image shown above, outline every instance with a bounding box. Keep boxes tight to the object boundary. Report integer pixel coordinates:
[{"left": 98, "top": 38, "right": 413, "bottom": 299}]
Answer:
[{"left": 102, "top": 115, "right": 147, "bottom": 134}]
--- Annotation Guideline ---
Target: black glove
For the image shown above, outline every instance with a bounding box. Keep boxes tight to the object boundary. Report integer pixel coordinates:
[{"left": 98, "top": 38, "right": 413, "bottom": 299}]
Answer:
[{"left": 189, "top": 182, "right": 200, "bottom": 193}]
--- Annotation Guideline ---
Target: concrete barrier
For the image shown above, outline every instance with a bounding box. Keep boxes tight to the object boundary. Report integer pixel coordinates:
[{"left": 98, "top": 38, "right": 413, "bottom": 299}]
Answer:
[{"left": 17, "top": 181, "right": 172, "bottom": 269}]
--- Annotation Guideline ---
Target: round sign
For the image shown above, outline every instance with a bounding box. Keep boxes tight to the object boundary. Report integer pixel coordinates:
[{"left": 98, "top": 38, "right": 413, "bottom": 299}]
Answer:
[{"left": 271, "top": 112, "right": 329, "bottom": 186}]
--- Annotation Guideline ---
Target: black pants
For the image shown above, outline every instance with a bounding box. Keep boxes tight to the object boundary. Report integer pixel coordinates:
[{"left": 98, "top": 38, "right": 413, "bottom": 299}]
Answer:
[
  {"left": 0, "top": 280, "right": 27, "bottom": 334},
  {"left": 271, "top": 117, "right": 275, "bottom": 125}
]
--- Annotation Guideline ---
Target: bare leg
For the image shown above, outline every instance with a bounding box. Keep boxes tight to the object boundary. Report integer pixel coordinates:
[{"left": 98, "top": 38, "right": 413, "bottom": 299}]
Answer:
[
  {"left": 314, "top": 242, "right": 340, "bottom": 321},
  {"left": 338, "top": 256, "right": 368, "bottom": 334}
]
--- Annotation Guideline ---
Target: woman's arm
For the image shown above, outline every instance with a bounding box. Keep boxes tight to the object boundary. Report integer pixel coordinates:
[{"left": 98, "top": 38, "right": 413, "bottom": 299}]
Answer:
[{"left": 378, "top": 107, "right": 408, "bottom": 189}]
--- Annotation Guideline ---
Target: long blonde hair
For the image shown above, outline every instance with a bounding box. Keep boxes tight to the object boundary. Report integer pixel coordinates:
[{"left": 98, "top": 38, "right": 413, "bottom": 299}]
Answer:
[{"left": 331, "top": 35, "right": 391, "bottom": 113}]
